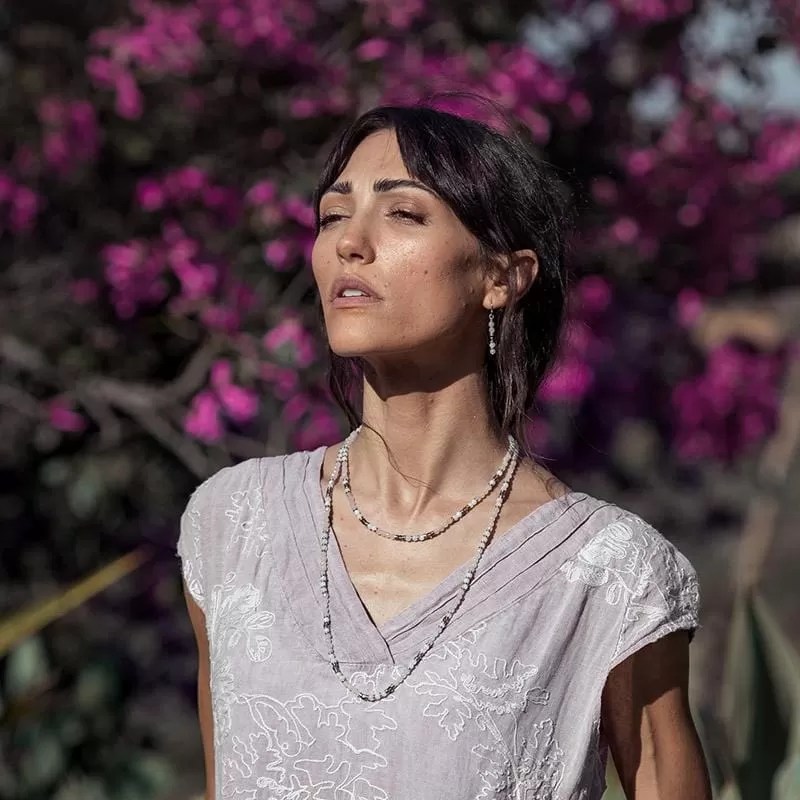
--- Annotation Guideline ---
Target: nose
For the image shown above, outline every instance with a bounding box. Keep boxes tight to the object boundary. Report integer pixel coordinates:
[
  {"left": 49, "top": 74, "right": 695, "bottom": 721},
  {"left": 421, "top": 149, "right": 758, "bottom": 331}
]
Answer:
[{"left": 335, "top": 218, "right": 376, "bottom": 266}]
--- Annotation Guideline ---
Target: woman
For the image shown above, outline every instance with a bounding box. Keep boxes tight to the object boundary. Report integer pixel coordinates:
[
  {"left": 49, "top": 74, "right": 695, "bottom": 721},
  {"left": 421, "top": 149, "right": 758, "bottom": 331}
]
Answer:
[{"left": 178, "top": 103, "right": 711, "bottom": 799}]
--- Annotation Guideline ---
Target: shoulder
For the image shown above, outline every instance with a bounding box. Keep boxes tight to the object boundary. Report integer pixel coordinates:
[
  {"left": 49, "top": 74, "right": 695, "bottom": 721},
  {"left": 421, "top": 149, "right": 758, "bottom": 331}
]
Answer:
[
  {"left": 187, "top": 448, "right": 321, "bottom": 509},
  {"left": 559, "top": 500, "right": 697, "bottom": 591},
  {"left": 559, "top": 500, "right": 699, "bottom": 624},
  {"left": 557, "top": 497, "right": 700, "bottom": 668}
]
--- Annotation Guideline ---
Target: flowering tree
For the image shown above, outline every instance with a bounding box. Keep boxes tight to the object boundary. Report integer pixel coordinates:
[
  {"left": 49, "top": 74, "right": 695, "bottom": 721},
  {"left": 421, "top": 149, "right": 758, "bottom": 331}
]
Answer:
[{"left": 1, "top": 0, "right": 800, "bottom": 793}]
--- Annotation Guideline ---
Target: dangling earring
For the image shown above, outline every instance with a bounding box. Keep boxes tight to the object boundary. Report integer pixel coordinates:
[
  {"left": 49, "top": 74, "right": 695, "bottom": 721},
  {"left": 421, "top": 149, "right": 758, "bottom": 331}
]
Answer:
[{"left": 488, "top": 307, "right": 497, "bottom": 356}]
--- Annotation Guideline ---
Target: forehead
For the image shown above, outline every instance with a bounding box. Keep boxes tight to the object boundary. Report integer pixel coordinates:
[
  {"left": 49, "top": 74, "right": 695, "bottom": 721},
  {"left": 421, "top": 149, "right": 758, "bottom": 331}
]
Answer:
[{"left": 338, "top": 130, "right": 409, "bottom": 179}]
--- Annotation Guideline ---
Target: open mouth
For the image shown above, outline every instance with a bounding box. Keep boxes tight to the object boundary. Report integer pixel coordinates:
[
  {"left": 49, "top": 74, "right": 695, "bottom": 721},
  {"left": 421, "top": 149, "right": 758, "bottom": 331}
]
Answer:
[{"left": 330, "top": 276, "right": 381, "bottom": 305}]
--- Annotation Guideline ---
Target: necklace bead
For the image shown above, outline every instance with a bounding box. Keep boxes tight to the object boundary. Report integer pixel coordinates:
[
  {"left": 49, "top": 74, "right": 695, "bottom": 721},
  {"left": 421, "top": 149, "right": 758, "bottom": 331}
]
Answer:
[
  {"left": 319, "top": 427, "right": 521, "bottom": 702},
  {"left": 341, "top": 429, "right": 518, "bottom": 544}
]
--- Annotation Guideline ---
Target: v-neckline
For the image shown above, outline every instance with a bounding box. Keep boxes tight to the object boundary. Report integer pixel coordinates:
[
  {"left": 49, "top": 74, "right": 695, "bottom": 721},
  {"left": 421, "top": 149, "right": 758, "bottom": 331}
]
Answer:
[{"left": 289, "top": 445, "right": 596, "bottom": 664}]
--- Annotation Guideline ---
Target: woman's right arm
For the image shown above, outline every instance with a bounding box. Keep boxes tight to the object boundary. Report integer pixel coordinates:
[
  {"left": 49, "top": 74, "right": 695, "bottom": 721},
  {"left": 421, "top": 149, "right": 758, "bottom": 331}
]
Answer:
[{"left": 183, "top": 581, "right": 215, "bottom": 800}]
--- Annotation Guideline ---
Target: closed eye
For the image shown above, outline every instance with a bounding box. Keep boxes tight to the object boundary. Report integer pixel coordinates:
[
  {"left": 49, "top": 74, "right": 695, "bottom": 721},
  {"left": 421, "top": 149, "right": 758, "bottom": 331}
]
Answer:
[
  {"left": 318, "top": 209, "right": 428, "bottom": 228},
  {"left": 318, "top": 212, "right": 346, "bottom": 228},
  {"left": 389, "top": 209, "right": 428, "bottom": 224}
]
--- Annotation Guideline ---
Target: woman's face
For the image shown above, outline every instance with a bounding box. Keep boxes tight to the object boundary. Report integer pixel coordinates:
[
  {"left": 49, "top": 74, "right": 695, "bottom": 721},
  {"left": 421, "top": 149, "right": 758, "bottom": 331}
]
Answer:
[{"left": 312, "top": 129, "right": 492, "bottom": 368}]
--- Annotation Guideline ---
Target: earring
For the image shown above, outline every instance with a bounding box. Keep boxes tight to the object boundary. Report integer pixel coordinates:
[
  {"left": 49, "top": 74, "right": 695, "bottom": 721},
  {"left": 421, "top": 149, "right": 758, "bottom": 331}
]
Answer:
[{"left": 488, "top": 308, "right": 497, "bottom": 356}]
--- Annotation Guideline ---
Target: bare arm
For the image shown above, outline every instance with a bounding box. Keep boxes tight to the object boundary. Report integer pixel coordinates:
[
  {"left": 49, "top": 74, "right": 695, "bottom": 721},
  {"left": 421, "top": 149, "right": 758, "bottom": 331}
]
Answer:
[
  {"left": 184, "top": 582, "right": 216, "bottom": 800},
  {"left": 602, "top": 630, "right": 712, "bottom": 800}
]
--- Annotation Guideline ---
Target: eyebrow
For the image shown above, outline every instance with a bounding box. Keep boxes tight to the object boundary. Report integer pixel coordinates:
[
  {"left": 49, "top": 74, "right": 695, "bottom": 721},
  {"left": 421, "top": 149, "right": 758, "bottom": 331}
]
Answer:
[{"left": 323, "top": 178, "right": 437, "bottom": 197}]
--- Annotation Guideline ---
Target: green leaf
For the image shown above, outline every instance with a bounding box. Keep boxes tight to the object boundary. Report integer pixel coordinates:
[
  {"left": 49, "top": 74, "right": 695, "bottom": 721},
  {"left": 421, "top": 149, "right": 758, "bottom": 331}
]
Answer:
[
  {"left": 696, "top": 706, "right": 739, "bottom": 797},
  {"left": 602, "top": 757, "right": 626, "bottom": 800},
  {"left": 721, "top": 591, "right": 790, "bottom": 800},
  {"left": 0, "top": 548, "right": 149, "bottom": 656},
  {"left": 20, "top": 731, "right": 66, "bottom": 790},
  {"left": 129, "top": 752, "right": 174, "bottom": 793},
  {"left": 751, "top": 594, "right": 800, "bottom": 800},
  {"left": 67, "top": 462, "right": 104, "bottom": 519},
  {"left": 717, "top": 782, "right": 744, "bottom": 800},
  {"left": 53, "top": 776, "right": 108, "bottom": 800},
  {"left": 5, "top": 635, "right": 49, "bottom": 699},
  {"left": 74, "top": 659, "right": 121, "bottom": 713}
]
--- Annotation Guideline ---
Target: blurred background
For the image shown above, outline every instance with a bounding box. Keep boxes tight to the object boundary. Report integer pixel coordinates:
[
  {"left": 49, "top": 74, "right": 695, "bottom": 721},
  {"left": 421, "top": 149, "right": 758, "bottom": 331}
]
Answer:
[{"left": 1, "top": 0, "right": 799, "bottom": 798}]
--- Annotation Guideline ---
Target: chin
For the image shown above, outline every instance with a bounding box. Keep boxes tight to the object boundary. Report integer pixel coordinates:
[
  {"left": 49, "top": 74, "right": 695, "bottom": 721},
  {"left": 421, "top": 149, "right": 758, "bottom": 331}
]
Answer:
[
  {"left": 325, "top": 323, "right": 387, "bottom": 359},
  {"left": 328, "top": 338, "right": 378, "bottom": 359}
]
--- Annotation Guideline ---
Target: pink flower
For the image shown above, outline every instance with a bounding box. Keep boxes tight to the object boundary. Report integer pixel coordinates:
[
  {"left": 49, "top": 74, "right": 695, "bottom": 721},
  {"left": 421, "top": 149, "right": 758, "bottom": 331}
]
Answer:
[
  {"left": 48, "top": 399, "right": 87, "bottom": 433},
  {"left": 86, "top": 56, "right": 119, "bottom": 86},
  {"left": 260, "top": 364, "right": 300, "bottom": 400},
  {"left": 357, "top": 38, "right": 390, "bottom": 60},
  {"left": 525, "top": 418, "right": 550, "bottom": 452},
  {"left": 173, "top": 261, "right": 217, "bottom": 300},
  {"left": 538, "top": 360, "right": 593, "bottom": 403},
  {"left": 9, "top": 187, "right": 40, "bottom": 233},
  {"left": 289, "top": 97, "right": 318, "bottom": 118},
  {"left": 115, "top": 72, "right": 144, "bottom": 120},
  {"left": 263, "top": 317, "right": 316, "bottom": 366},
  {"left": 626, "top": 150, "right": 656, "bottom": 176},
  {"left": 294, "top": 405, "right": 341, "bottom": 449},
  {"left": 610, "top": 217, "right": 639, "bottom": 244},
  {"left": 590, "top": 178, "right": 618, "bottom": 204},
  {"left": 184, "top": 391, "right": 223, "bottom": 442},
  {"left": 677, "top": 204, "right": 703, "bottom": 227},
  {"left": 283, "top": 393, "right": 311, "bottom": 424},
  {"left": 247, "top": 180, "right": 277, "bottom": 206},
  {"left": 175, "top": 166, "right": 206, "bottom": 193},
  {"left": 574, "top": 276, "right": 612, "bottom": 314},
  {"left": 283, "top": 196, "right": 315, "bottom": 228},
  {"left": 0, "top": 173, "right": 14, "bottom": 203},
  {"left": 136, "top": 178, "right": 165, "bottom": 211},
  {"left": 264, "top": 240, "right": 293, "bottom": 271},
  {"left": 567, "top": 92, "right": 592, "bottom": 122},
  {"left": 219, "top": 384, "right": 259, "bottom": 424},
  {"left": 200, "top": 305, "right": 240, "bottom": 331},
  {"left": 676, "top": 289, "right": 704, "bottom": 327},
  {"left": 210, "top": 360, "right": 233, "bottom": 387}
]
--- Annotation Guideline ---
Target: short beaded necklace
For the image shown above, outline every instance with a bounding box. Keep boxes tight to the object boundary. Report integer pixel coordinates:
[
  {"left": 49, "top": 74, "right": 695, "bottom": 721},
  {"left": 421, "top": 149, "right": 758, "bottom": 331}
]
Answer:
[
  {"left": 320, "top": 428, "right": 521, "bottom": 702},
  {"left": 342, "top": 429, "right": 518, "bottom": 542}
]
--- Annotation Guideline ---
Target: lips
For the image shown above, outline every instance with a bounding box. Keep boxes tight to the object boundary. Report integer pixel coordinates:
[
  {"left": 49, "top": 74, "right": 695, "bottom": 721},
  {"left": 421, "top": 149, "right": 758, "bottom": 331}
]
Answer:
[{"left": 329, "top": 275, "right": 381, "bottom": 303}]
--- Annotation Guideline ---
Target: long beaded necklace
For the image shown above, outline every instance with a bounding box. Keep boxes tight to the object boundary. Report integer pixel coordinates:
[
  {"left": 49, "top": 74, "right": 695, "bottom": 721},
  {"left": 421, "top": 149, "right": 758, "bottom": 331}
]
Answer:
[
  {"left": 319, "top": 428, "right": 521, "bottom": 702},
  {"left": 342, "top": 428, "right": 519, "bottom": 542}
]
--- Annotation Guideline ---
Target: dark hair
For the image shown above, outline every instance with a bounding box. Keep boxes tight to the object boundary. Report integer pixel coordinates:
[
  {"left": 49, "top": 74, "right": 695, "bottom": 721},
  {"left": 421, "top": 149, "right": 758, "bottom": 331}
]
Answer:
[{"left": 313, "top": 100, "right": 572, "bottom": 452}]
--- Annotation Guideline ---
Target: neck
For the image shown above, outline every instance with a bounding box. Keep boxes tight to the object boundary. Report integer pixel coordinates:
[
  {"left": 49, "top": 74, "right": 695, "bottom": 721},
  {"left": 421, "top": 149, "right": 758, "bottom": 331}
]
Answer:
[{"left": 345, "top": 369, "right": 512, "bottom": 519}]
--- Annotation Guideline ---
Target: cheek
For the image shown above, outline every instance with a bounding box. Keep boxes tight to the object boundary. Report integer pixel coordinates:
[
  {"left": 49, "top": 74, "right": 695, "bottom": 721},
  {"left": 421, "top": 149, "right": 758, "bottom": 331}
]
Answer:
[
  {"left": 392, "top": 266, "right": 476, "bottom": 330},
  {"left": 310, "top": 237, "right": 326, "bottom": 281},
  {"left": 310, "top": 237, "right": 339, "bottom": 297}
]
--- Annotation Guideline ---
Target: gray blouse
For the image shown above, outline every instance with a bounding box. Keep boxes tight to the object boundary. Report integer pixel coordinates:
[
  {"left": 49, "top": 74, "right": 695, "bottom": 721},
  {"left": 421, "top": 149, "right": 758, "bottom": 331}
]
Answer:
[{"left": 177, "top": 447, "right": 700, "bottom": 800}]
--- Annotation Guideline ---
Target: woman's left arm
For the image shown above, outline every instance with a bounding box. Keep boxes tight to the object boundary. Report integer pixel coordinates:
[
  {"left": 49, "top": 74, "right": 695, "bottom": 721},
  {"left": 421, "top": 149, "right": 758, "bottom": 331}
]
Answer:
[{"left": 602, "top": 629, "right": 712, "bottom": 800}]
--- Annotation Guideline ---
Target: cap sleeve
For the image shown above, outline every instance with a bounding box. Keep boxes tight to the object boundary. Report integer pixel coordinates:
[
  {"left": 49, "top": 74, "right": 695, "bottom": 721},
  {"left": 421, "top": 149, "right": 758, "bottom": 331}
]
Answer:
[
  {"left": 177, "top": 481, "right": 210, "bottom": 612},
  {"left": 609, "top": 518, "right": 700, "bottom": 670}
]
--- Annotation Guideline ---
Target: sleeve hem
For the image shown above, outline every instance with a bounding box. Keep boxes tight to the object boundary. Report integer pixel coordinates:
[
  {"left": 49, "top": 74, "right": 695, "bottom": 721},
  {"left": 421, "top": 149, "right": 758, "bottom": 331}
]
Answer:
[
  {"left": 608, "top": 613, "right": 699, "bottom": 672},
  {"left": 177, "top": 502, "right": 206, "bottom": 613}
]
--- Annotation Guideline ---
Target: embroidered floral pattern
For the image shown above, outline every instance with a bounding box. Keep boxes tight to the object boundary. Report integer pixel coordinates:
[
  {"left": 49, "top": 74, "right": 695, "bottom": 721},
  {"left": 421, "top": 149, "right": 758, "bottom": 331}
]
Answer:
[
  {"left": 408, "top": 624, "right": 550, "bottom": 741},
  {"left": 177, "top": 487, "right": 206, "bottom": 609},
  {"left": 217, "top": 688, "right": 398, "bottom": 799},
  {"left": 473, "top": 717, "right": 567, "bottom": 799},
  {"left": 206, "top": 573, "right": 276, "bottom": 746},
  {"left": 558, "top": 514, "right": 700, "bottom": 665},
  {"left": 558, "top": 520, "right": 637, "bottom": 605},
  {"left": 225, "top": 487, "right": 269, "bottom": 557},
  {"left": 176, "top": 459, "right": 700, "bottom": 800}
]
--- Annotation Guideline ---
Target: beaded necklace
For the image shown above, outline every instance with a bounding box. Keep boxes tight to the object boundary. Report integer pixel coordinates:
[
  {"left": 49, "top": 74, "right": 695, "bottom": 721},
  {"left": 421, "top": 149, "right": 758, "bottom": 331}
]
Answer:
[
  {"left": 319, "top": 429, "right": 521, "bottom": 702},
  {"left": 342, "top": 430, "right": 518, "bottom": 542}
]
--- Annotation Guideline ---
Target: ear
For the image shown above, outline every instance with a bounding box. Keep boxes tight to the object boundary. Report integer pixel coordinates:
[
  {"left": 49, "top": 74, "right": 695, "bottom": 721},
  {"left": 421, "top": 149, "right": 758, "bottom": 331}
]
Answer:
[{"left": 482, "top": 249, "right": 539, "bottom": 310}]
